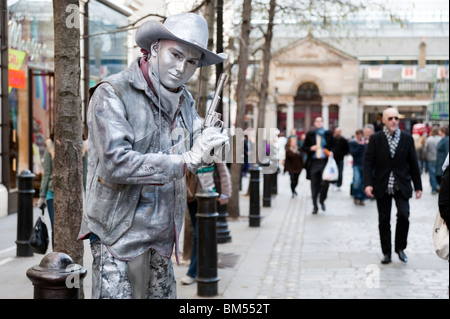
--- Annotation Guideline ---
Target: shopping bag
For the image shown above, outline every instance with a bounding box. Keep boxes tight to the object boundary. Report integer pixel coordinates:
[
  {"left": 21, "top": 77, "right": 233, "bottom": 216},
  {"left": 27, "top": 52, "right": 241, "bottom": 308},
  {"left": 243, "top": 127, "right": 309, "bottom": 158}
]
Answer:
[
  {"left": 432, "top": 210, "right": 449, "bottom": 260},
  {"left": 322, "top": 156, "right": 339, "bottom": 182},
  {"left": 29, "top": 208, "right": 49, "bottom": 255}
]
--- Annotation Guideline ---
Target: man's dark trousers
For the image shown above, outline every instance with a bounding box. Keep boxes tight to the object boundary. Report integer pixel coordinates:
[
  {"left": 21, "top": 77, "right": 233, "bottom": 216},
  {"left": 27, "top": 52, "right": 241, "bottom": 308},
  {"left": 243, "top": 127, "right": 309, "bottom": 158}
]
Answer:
[
  {"left": 310, "top": 158, "right": 329, "bottom": 209},
  {"left": 376, "top": 190, "right": 410, "bottom": 256}
]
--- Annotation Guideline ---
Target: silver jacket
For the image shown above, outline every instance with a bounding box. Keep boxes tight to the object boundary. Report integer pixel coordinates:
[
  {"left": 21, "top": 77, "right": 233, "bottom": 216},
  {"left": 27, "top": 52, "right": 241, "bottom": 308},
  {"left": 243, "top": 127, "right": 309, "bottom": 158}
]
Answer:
[{"left": 78, "top": 58, "right": 202, "bottom": 262}]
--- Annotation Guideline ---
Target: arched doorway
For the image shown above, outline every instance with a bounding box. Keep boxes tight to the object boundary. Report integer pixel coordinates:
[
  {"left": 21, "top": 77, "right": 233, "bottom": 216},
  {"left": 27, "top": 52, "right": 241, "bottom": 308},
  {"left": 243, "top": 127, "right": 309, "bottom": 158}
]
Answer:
[{"left": 294, "top": 82, "right": 322, "bottom": 135}]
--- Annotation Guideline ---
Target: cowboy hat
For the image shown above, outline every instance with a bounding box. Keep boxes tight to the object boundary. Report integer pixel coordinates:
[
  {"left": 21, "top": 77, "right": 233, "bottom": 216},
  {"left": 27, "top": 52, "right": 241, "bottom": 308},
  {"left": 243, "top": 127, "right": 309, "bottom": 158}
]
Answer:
[{"left": 136, "top": 13, "right": 227, "bottom": 67}]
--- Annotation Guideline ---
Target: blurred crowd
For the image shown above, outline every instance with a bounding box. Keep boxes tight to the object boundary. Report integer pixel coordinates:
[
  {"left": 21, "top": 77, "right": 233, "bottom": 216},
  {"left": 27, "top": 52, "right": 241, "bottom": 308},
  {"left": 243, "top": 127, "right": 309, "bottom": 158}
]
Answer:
[{"left": 278, "top": 121, "right": 449, "bottom": 205}]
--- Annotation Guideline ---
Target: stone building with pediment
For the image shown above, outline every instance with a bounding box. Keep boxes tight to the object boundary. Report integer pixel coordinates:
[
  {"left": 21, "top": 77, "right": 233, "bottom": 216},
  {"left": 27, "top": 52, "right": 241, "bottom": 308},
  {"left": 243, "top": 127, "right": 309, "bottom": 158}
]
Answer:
[
  {"left": 259, "top": 28, "right": 449, "bottom": 139},
  {"left": 267, "top": 33, "right": 360, "bottom": 138}
]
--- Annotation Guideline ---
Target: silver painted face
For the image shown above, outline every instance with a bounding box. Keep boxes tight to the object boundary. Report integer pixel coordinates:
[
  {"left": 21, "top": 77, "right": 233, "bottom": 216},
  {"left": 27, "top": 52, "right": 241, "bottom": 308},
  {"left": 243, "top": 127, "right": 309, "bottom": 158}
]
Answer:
[{"left": 151, "top": 40, "right": 202, "bottom": 90}]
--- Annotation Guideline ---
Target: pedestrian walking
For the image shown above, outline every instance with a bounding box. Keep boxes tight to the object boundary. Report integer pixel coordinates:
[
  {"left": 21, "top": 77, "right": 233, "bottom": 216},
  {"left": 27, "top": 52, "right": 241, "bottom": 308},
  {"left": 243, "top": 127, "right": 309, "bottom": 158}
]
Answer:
[
  {"left": 436, "top": 126, "right": 449, "bottom": 186},
  {"left": 36, "top": 134, "right": 55, "bottom": 249},
  {"left": 437, "top": 154, "right": 449, "bottom": 296},
  {"left": 438, "top": 159, "right": 449, "bottom": 229},
  {"left": 363, "top": 108, "right": 422, "bottom": 265},
  {"left": 303, "top": 116, "right": 335, "bottom": 214},
  {"left": 363, "top": 123, "right": 375, "bottom": 142},
  {"left": 300, "top": 132, "right": 307, "bottom": 164},
  {"left": 349, "top": 129, "right": 366, "bottom": 205},
  {"left": 277, "top": 131, "right": 287, "bottom": 171},
  {"left": 182, "top": 162, "right": 231, "bottom": 285},
  {"left": 242, "top": 135, "right": 250, "bottom": 177},
  {"left": 77, "top": 13, "right": 229, "bottom": 299},
  {"left": 412, "top": 123, "right": 427, "bottom": 173},
  {"left": 331, "top": 127, "right": 349, "bottom": 191},
  {"left": 424, "top": 127, "right": 441, "bottom": 194},
  {"left": 288, "top": 128, "right": 302, "bottom": 149},
  {"left": 284, "top": 137, "right": 304, "bottom": 198}
]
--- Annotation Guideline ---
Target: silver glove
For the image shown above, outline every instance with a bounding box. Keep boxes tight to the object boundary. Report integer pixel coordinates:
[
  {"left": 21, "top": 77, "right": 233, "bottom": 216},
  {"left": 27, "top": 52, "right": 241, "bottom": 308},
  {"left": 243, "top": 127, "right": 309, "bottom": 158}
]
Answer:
[{"left": 182, "top": 127, "right": 229, "bottom": 172}]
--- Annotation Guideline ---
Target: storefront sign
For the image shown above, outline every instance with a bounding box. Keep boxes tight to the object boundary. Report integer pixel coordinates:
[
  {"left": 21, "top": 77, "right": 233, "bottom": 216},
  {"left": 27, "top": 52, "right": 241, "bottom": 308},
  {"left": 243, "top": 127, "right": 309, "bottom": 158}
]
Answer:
[
  {"left": 401, "top": 66, "right": 417, "bottom": 80},
  {"left": 8, "top": 49, "right": 27, "bottom": 91},
  {"left": 8, "top": 48, "right": 26, "bottom": 70},
  {"left": 437, "top": 66, "right": 449, "bottom": 80},
  {"left": 368, "top": 66, "right": 382, "bottom": 79},
  {"left": 8, "top": 19, "right": 50, "bottom": 65},
  {"left": 9, "top": 69, "right": 26, "bottom": 89}
]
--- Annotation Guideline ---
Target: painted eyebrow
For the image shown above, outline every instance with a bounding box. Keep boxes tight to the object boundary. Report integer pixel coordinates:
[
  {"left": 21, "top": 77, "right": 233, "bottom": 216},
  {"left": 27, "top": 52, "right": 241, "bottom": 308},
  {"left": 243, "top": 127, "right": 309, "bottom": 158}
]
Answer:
[{"left": 171, "top": 48, "right": 201, "bottom": 62}]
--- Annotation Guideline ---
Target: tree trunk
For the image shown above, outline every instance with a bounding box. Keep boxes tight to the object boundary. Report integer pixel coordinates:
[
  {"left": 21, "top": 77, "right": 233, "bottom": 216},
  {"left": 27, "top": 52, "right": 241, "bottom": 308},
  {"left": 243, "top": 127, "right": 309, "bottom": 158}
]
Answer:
[
  {"left": 257, "top": 0, "right": 275, "bottom": 133},
  {"left": 183, "top": 0, "right": 217, "bottom": 260},
  {"left": 228, "top": 0, "right": 252, "bottom": 218},
  {"left": 197, "top": 0, "right": 215, "bottom": 118},
  {"left": 52, "top": 1, "right": 84, "bottom": 267},
  {"left": 255, "top": 0, "right": 276, "bottom": 165},
  {"left": 215, "top": 0, "right": 224, "bottom": 115}
]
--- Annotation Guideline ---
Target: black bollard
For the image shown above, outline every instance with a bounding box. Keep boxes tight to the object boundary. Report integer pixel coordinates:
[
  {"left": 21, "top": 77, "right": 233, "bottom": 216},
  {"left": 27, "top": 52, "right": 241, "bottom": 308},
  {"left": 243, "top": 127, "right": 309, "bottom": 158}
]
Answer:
[
  {"left": 271, "top": 166, "right": 278, "bottom": 195},
  {"left": 196, "top": 190, "right": 220, "bottom": 297},
  {"left": 216, "top": 203, "right": 232, "bottom": 244},
  {"left": 262, "top": 160, "right": 271, "bottom": 207},
  {"left": 249, "top": 165, "right": 262, "bottom": 227},
  {"left": 26, "top": 252, "right": 87, "bottom": 299},
  {"left": 16, "top": 170, "right": 35, "bottom": 257},
  {"left": 263, "top": 172, "right": 271, "bottom": 207}
]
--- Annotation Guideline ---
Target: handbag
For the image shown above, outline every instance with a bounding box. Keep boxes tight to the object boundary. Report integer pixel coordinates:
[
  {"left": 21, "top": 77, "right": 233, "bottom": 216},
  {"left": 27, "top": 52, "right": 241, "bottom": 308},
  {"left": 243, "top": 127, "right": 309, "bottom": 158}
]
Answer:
[
  {"left": 432, "top": 210, "right": 449, "bottom": 260},
  {"left": 29, "top": 206, "right": 49, "bottom": 255},
  {"left": 322, "top": 156, "right": 338, "bottom": 182}
]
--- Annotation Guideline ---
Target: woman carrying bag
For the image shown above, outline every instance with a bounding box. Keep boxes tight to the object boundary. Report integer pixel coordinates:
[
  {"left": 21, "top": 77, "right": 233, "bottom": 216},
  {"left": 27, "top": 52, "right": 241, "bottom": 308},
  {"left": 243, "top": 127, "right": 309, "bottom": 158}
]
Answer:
[
  {"left": 36, "top": 135, "right": 55, "bottom": 249},
  {"left": 284, "top": 137, "right": 304, "bottom": 198}
]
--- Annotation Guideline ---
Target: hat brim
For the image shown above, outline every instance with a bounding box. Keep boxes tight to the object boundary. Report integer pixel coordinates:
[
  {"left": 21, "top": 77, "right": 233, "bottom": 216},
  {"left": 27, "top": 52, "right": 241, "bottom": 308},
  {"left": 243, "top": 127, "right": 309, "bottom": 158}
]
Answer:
[{"left": 136, "top": 21, "right": 227, "bottom": 67}]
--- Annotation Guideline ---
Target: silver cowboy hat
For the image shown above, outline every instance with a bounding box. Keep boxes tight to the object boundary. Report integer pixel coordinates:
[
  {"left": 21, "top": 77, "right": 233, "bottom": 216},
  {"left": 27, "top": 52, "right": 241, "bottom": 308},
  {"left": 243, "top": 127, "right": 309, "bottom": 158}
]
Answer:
[{"left": 135, "top": 13, "right": 227, "bottom": 67}]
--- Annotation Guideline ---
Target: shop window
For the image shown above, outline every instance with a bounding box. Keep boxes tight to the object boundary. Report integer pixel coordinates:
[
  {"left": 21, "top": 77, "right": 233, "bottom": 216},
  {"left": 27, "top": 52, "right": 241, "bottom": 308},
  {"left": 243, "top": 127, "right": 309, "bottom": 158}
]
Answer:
[{"left": 88, "top": 0, "right": 128, "bottom": 87}]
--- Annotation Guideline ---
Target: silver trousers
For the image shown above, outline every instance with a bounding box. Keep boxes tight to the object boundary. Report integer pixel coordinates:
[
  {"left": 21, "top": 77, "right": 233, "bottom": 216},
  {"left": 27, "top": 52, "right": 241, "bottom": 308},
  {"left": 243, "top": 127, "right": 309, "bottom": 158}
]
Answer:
[{"left": 90, "top": 241, "right": 177, "bottom": 299}]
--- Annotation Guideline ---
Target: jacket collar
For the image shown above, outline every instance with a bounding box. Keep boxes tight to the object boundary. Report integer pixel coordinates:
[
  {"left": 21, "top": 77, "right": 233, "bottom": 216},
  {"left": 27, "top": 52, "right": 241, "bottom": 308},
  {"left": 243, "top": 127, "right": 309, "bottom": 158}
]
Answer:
[
  {"left": 380, "top": 130, "right": 404, "bottom": 157},
  {"left": 128, "top": 57, "right": 158, "bottom": 104}
]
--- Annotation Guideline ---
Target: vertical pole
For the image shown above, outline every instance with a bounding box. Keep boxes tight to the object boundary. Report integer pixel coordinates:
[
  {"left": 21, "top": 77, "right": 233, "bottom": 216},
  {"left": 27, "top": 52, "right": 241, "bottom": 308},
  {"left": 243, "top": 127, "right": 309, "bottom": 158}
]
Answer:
[
  {"left": 262, "top": 159, "right": 272, "bottom": 207},
  {"left": 28, "top": 69, "right": 33, "bottom": 171},
  {"left": 196, "top": 190, "right": 219, "bottom": 297},
  {"left": 16, "top": 170, "right": 35, "bottom": 257},
  {"left": 263, "top": 171, "right": 271, "bottom": 207},
  {"left": 1, "top": 0, "right": 11, "bottom": 194},
  {"left": 249, "top": 165, "right": 262, "bottom": 227},
  {"left": 83, "top": 1, "right": 89, "bottom": 131},
  {"left": 216, "top": 203, "right": 232, "bottom": 244},
  {"left": 215, "top": 0, "right": 224, "bottom": 115},
  {"left": 271, "top": 166, "right": 278, "bottom": 195}
]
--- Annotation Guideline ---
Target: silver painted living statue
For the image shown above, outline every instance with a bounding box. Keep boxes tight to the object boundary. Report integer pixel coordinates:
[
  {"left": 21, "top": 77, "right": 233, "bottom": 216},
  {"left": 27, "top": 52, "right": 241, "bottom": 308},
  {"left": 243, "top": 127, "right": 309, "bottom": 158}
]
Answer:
[{"left": 77, "top": 13, "right": 228, "bottom": 299}]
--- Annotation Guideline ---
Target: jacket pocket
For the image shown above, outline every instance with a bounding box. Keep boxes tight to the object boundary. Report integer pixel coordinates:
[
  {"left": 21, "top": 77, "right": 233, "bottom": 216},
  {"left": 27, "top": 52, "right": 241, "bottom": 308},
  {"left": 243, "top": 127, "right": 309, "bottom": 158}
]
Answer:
[
  {"left": 88, "top": 176, "right": 123, "bottom": 231},
  {"left": 97, "top": 176, "right": 123, "bottom": 193}
]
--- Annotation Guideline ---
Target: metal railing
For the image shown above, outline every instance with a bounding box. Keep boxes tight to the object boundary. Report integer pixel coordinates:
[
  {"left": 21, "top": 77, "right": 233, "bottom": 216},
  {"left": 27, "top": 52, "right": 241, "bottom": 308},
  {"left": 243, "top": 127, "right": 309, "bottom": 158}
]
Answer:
[{"left": 359, "top": 81, "right": 433, "bottom": 96}]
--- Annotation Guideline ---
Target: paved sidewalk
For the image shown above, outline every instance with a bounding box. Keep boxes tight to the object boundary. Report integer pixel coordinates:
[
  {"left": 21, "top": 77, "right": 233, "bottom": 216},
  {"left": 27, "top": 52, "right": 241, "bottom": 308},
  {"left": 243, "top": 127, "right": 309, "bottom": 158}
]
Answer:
[
  {"left": 179, "top": 159, "right": 448, "bottom": 299},
  {"left": 0, "top": 160, "right": 448, "bottom": 299}
]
